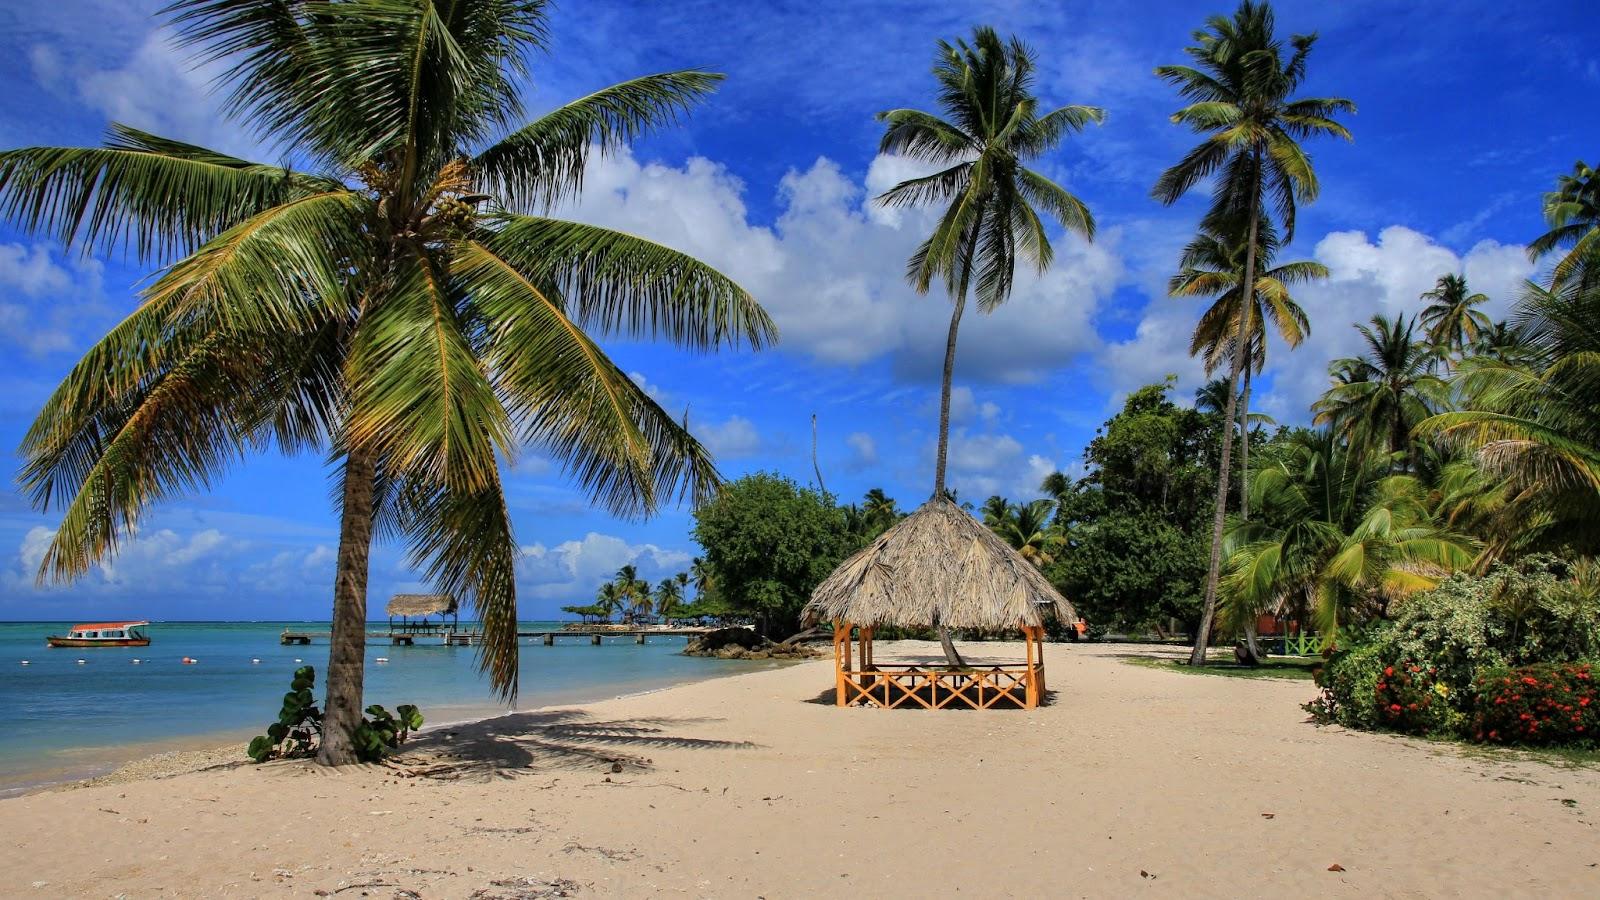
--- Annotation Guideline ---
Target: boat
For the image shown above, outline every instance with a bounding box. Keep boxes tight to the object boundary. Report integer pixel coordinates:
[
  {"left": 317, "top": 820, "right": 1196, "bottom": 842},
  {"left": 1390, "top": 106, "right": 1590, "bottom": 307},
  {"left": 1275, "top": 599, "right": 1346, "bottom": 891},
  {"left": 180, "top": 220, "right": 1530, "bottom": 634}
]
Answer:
[{"left": 46, "top": 621, "right": 152, "bottom": 648}]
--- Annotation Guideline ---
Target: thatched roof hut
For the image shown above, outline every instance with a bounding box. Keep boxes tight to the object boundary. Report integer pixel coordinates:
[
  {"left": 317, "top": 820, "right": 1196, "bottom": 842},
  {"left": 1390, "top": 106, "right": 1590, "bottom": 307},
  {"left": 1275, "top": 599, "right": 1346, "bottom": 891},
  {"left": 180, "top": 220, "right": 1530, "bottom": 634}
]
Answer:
[
  {"left": 387, "top": 593, "right": 457, "bottom": 618},
  {"left": 805, "top": 496, "right": 1077, "bottom": 630}
]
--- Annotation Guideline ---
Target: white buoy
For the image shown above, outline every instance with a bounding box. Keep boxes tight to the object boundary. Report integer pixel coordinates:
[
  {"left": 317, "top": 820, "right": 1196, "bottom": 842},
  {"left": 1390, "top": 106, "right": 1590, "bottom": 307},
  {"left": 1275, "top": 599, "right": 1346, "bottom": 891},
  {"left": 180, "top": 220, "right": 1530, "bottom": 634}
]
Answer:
[
  {"left": 294, "top": 658, "right": 302, "bottom": 663},
  {"left": 251, "top": 658, "right": 261, "bottom": 664},
  {"left": 375, "top": 657, "right": 389, "bottom": 664},
  {"left": 77, "top": 659, "right": 86, "bottom": 665},
  {"left": 131, "top": 659, "right": 142, "bottom": 664},
  {"left": 19, "top": 660, "right": 29, "bottom": 666}
]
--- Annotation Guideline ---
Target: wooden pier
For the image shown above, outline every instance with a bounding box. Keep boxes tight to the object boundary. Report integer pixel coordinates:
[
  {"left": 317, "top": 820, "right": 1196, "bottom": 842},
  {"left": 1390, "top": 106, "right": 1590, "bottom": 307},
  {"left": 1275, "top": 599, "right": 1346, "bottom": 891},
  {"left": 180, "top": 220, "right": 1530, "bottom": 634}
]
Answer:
[{"left": 279, "top": 627, "right": 714, "bottom": 646}]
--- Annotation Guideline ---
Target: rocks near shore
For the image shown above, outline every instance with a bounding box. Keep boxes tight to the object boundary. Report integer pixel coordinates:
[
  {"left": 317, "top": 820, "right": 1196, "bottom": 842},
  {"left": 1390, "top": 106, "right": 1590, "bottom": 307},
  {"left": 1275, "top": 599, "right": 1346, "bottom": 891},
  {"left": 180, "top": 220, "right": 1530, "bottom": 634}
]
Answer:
[{"left": 682, "top": 627, "right": 822, "bottom": 660}]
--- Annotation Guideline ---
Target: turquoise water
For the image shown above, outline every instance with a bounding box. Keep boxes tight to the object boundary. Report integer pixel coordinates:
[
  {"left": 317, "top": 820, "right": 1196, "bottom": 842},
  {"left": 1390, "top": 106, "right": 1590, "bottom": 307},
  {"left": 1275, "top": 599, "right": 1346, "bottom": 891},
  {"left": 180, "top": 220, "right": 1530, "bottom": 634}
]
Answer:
[{"left": 0, "top": 621, "right": 751, "bottom": 792}]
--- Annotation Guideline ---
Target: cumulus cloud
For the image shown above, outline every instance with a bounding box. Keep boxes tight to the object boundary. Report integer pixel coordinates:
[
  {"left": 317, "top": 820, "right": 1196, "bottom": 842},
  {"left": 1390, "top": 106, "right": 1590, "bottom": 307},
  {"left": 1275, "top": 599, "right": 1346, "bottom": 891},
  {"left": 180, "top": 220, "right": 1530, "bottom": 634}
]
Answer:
[
  {"left": 1101, "top": 225, "right": 1536, "bottom": 422},
  {"left": 939, "top": 429, "right": 1058, "bottom": 500},
  {"left": 697, "top": 415, "right": 762, "bottom": 458},
  {"left": 845, "top": 432, "right": 878, "bottom": 469},
  {"left": 5, "top": 525, "right": 239, "bottom": 595},
  {"left": 515, "top": 532, "right": 691, "bottom": 602},
  {"left": 941, "top": 386, "right": 1001, "bottom": 427},
  {"left": 0, "top": 243, "right": 104, "bottom": 356},
  {"left": 556, "top": 148, "right": 1121, "bottom": 383}
]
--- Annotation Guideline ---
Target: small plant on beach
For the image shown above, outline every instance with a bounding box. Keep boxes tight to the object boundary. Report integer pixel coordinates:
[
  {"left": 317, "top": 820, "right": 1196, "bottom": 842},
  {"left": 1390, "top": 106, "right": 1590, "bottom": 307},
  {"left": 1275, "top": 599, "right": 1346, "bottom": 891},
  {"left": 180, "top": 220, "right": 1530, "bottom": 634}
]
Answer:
[
  {"left": 248, "top": 666, "right": 323, "bottom": 762},
  {"left": 248, "top": 666, "right": 423, "bottom": 763}
]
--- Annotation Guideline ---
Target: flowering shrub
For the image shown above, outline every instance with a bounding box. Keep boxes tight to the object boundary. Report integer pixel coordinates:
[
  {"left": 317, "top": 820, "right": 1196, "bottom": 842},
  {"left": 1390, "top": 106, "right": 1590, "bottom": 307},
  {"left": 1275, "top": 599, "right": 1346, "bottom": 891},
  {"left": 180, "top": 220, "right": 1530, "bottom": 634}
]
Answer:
[
  {"left": 1472, "top": 663, "right": 1599, "bottom": 747},
  {"left": 1373, "top": 660, "right": 1455, "bottom": 736}
]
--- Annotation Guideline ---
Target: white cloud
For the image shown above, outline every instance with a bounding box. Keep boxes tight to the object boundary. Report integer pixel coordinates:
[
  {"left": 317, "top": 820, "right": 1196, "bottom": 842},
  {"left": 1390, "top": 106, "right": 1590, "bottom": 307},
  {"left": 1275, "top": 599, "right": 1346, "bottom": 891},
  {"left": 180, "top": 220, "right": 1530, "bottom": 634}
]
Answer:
[
  {"left": 942, "top": 386, "right": 1001, "bottom": 427},
  {"left": 626, "top": 370, "right": 667, "bottom": 402},
  {"left": 0, "top": 243, "right": 104, "bottom": 356},
  {"left": 516, "top": 532, "right": 691, "bottom": 601},
  {"left": 939, "top": 429, "right": 1058, "bottom": 500},
  {"left": 1101, "top": 225, "right": 1536, "bottom": 423},
  {"left": 6, "top": 525, "right": 240, "bottom": 593},
  {"left": 556, "top": 148, "right": 1121, "bottom": 383},
  {"left": 698, "top": 415, "right": 762, "bottom": 458},
  {"left": 845, "top": 431, "right": 878, "bottom": 468}
]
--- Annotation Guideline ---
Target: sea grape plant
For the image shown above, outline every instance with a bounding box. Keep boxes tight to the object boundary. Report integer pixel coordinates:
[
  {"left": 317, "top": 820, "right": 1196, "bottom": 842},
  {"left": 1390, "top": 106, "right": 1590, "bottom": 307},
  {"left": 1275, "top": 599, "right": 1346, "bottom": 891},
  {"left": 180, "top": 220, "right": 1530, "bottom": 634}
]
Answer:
[{"left": 248, "top": 666, "right": 423, "bottom": 763}]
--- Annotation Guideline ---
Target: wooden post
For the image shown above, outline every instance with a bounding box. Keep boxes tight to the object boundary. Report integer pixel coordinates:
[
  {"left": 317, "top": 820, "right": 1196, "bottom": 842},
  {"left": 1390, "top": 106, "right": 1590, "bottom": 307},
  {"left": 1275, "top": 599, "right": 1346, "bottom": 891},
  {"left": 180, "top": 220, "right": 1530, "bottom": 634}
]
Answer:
[
  {"left": 833, "top": 621, "right": 848, "bottom": 706},
  {"left": 543, "top": 633, "right": 554, "bottom": 646},
  {"left": 1024, "top": 627, "right": 1038, "bottom": 708},
  {"left": 591, "top": 633, "right": 602, "bottom": 646},
  {"left": 635, "top": 632, "right": 646, "bottom": 644}
]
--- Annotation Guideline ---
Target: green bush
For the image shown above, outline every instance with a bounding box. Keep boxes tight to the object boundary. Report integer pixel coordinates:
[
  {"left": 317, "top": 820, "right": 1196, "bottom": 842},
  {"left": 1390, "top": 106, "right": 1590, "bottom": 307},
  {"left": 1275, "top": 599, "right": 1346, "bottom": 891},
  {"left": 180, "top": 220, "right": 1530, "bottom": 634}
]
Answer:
[
  {"left": 1472, "top": 663, "right": 1598, "bottom": 747},
  {"left": 1305, "top": 556, "right": 1600, "bottom": 743},
  {"left": 247, "top": 666, "right": 424, "bottom": 763}
]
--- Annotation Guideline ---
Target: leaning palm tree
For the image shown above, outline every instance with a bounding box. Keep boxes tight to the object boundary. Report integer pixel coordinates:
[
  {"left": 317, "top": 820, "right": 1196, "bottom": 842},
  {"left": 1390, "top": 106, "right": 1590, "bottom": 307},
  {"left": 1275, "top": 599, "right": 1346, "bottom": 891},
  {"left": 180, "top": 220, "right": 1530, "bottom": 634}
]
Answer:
[
  {"left": 1527, "top": 160, "right": 1600, "bottom": 290},
  {"left": 1419, "top": 273, "right": 1492, "bottom": 363},
  {"left": 0, "top": 0, "right": 774, "bottom": 764},
  {"left": 1171, "top": 214, "right": 1322, "bottom": 517},
  {"left": 653, "top": 578, "right": 684, "bottom": 620},
  {"left": 874, "top": 26, "right": 1102, "bottom": 666},
  {"left": 1312, "top": 314, "right": 1446, "bottom": 466},
  {"left": 1153, "top": 0, "right": 1353, "bottom": 665},
  {"left": 997, "top": 499, "right": 1063, "bottom": 568}
]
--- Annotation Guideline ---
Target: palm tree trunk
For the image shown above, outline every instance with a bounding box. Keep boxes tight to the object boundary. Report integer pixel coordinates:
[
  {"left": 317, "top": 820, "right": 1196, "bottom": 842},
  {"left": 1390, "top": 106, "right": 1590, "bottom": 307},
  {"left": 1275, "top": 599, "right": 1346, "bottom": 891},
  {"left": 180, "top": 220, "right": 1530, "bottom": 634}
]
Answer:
[
  {"left": 318, "top": 446, "right": 377, "bottom": 766},
  {"left": 1239, "top": 365, "right": 1252, "bottom": 521},
  {"left": 930, "top": 225, "right": 982, "bottom": 669},
  {"left": 1189, "top": 197, "right": 1260, "bottom": 667}
]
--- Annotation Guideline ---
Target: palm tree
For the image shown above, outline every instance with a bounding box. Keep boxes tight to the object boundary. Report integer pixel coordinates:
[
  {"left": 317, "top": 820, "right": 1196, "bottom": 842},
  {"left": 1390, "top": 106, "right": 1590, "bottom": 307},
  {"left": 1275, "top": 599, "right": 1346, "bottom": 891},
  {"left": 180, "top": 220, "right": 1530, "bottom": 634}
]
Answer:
[
  {"left": 595, "top": 582, "right": 624, "bottom": 624},
  {"left": 1153, "top": 0, "right": 1353, "bottom": 665},
  {"left": 861, "top": 488, "right": 899, "bottom": 534},
  {"left": 1473, "top": 320, "right": 1531, "bottom": 363},
  {"left": 653, "top": 578, "right": 684, "bottom": 620},
  {"left": 980, "top": 494, "right": 1013, "bottom": 528},
  {"left": 1527, "top": 160, "right": 1600, "bottom": 290},
  {"left": 1419, "top": 274, "right": 1492, "bottom": 362},
  {"left": 874, "top": 26, "right": 1102, "bottom": 667},
  {"left": 613, "top": 564, "right": 651, "bottom": 623},
  {"left": 1222, "top": 431, "right": 1473, "bottom": 638},
  {"left": 996, "top": 499, "right": 1063, "bottom": 568},
  {"left": 1313, "top": 314, "right": 1446, "bottom": 465},
  {"left": 1171, "top": 215, "right": 1322, "bottom": 517},
  {"left": 1, "top": 1, "right": 774, "bottom": 764},
  {"left": 1420, "top": 278, "right": 1600, "bottom": 557}
]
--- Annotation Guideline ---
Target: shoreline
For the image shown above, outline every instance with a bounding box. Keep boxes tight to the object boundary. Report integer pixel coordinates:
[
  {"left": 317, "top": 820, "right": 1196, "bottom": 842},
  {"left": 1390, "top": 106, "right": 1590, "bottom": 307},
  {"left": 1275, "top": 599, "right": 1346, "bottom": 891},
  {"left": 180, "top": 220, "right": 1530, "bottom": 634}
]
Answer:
[{"left": 1, "top": 654, "right": 795, "bottom": 799}]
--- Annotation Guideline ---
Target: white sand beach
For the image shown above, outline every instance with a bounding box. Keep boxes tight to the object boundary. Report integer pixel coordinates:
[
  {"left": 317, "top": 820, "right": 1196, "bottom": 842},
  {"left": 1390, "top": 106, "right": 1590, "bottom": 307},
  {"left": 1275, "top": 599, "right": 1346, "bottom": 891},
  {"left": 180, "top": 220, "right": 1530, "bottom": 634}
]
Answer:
[{"left": 2, "top": 641, "right": 1597, "bottom": 898}]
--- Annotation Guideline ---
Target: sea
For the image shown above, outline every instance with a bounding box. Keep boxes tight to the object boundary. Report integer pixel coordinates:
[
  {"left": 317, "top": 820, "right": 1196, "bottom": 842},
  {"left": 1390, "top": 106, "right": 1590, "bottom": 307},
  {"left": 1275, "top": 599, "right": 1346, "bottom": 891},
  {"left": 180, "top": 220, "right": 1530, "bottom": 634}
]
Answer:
[{"left": 0, "top": 621, "right": 761, "bottom": 796}]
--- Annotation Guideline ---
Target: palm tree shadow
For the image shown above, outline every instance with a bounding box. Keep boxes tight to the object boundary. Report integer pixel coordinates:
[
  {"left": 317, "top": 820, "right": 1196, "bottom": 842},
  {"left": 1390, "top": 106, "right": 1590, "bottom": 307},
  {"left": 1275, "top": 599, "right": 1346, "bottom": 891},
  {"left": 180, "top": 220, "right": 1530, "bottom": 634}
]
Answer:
[{"left": 391, "top": 709, "right": 758, "bottom": 781}]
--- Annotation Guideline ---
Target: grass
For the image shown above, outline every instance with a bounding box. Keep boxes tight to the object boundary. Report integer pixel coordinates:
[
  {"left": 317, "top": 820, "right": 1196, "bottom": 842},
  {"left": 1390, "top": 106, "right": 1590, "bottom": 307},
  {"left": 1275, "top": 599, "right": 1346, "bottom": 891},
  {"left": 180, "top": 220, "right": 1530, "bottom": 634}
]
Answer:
[{"left": 1123, "top": 652, "right": 1320, "bottom": 681}]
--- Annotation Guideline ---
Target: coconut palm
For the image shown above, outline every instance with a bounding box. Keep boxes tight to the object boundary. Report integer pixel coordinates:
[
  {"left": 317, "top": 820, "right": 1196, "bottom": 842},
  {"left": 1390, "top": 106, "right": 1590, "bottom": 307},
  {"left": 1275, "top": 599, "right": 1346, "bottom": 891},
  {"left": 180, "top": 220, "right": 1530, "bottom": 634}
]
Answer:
[
  {"left": 996, "top": 499, "right": 1063, "bottom": 568},
  {"left": 1472, "top": 320, "right": 1531, "bottom": 363},
  {"left": 1153, "top": 0, "right": 1353, "bottom": 665},
  {"left": 653, "top": 578, "right": 684, "bottom": 620},
  {"left": 1527, "top": 160, "right": 1600, "bottom": 290},
  {"left": 874, "top": 26, "right": 1102, "bottom": 666},
  {"left": 1221, "top": 431, "right": 1473, "bottom": 639},
  {"left": 1, "top": 0, "right": 774, "bottom": 764},
  {"left": 613, "top": 564, "right": 652, "bottom": 622},
  {"left": 980, "top": 494, "right": 1013, "bottom": 528},
  {"left": 1172, "top": 215, "right": 1322, "bottom": 517},
  {"left": 1313, "top": 314, "right": 1446, "bottom": 465},
  {"left": 595, "top": 582, "right": 624, "bottom": 624},
  {"left": 1419, "top": 274, "right": 1492, "bottom": 362},
  {"left": 861, "top": 488, "right": 899, "bottom": 534},
  {"left": 1420, "top": 278, "right": 1600, "bottom": 557}
]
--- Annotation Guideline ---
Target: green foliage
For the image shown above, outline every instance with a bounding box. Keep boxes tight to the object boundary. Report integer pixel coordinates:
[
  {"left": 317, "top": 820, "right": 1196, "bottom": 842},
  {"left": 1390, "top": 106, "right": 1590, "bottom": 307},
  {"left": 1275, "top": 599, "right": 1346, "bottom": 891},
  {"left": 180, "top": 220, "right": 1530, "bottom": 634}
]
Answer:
[
  {"left": 1472, "top": 663, "right": 1598, "bottom": 747},
  {"left": 691, "top": 472, "right": 859, "bottom": 637},
  {"left": 1306, "top": 556, "right": 1600, "bottom": 741},
  {"left": 247, "top": 666, "right": 423, "bottom": 763}
]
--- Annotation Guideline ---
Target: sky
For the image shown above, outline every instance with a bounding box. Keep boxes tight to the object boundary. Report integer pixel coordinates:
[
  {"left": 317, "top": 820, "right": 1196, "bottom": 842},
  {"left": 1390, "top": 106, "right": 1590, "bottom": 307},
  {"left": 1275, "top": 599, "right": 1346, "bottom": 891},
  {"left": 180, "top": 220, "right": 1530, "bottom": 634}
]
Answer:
[{"left": 0, "top": 0, "right": 1594, "bottom": 620}]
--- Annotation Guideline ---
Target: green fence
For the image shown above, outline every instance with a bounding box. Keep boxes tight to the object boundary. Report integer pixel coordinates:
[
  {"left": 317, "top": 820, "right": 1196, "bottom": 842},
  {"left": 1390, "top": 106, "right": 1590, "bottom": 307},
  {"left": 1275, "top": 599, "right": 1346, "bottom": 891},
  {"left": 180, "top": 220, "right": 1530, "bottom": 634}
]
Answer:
[{"left": 1279, "top": 632, "right": 1320, "bottom": 656}]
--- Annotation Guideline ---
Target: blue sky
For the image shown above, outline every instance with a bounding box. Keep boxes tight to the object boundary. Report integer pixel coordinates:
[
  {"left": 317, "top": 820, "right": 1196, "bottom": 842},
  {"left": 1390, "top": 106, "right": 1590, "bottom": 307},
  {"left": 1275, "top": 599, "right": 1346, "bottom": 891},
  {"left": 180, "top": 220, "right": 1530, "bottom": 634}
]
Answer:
[{"left": 0, "top": 0, "right": 1594, "bottom": 620}]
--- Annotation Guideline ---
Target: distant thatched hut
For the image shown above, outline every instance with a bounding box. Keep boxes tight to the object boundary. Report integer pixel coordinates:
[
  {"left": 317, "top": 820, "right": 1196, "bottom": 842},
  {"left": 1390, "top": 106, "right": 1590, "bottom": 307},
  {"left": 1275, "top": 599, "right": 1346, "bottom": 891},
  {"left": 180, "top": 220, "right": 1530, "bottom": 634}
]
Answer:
[
  {"left": 387, "top": 593, "right": 459, "bottom": 633},
  {"left": 804, "top": 496, "right": 1077, "bottom": 709}
]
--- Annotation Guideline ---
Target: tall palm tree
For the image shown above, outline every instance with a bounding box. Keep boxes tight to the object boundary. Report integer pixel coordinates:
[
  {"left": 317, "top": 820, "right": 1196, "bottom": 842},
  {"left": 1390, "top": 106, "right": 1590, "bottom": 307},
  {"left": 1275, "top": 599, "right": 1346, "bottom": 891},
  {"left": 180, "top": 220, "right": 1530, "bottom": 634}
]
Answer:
[
  {"left": 1171, "top": 215, "right": 1322, "bottom": 517},
  {"left": 1420, "top": 278, "right": 1600, "bottom": 557},
  {"left": 1313, "top": 314, "right": 1446, "bottom": 465},
  {"left": 613, "top": 564, "right": 651, "bottom": 622},
  {"left": 595, "top": 582, "right": 624, "bottom": 624},
  {"left": 1153, "top": 0, "right": 1353, "bottom": 665},
  {"left": 875, "top": 26, "right": 1101, "bottom": 666},
  {"left": 653, "top": 578, "right": 684, "bottom": 620},
  {"left": 1222, "top": 430, "right": 1472, "bottom": 638},
  {"left": 0, "top": 0, "right": 774, "bottom": 764},
  {"left": 1419, "top": 274, "right": 1492, "bottom": 362},
  {"left": 1472, "top": 320, "right": 1531, "bottom": 364},
  {"left": 1527, "top": 160, "right": 1600, "bottom": 290}
]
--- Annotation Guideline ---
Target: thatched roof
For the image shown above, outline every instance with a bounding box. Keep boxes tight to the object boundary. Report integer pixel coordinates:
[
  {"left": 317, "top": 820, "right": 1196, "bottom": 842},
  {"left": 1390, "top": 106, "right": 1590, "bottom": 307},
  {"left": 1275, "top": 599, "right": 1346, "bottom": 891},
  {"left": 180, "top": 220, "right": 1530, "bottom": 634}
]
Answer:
[
  {"left": 804, "top": 497, "right": 1078, "bottom": 630},
  {"left": 387, "top": 593, "right": 457, "bottom": 617}
]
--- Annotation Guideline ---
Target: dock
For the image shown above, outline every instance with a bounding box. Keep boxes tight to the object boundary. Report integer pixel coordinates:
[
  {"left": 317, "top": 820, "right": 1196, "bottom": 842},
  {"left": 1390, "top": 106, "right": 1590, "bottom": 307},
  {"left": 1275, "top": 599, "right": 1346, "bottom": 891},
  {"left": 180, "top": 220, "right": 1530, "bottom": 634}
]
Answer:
[{"left": 279, "top": 627, "right": 715, "bottom": 646}]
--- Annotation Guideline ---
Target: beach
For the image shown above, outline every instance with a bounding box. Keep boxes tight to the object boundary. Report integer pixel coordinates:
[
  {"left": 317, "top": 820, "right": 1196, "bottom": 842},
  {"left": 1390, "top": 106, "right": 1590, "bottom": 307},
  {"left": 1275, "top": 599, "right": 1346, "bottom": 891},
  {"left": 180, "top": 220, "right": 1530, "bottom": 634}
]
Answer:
[{"left": 2, "top": 640, "right": 1597, "bottom": 898}]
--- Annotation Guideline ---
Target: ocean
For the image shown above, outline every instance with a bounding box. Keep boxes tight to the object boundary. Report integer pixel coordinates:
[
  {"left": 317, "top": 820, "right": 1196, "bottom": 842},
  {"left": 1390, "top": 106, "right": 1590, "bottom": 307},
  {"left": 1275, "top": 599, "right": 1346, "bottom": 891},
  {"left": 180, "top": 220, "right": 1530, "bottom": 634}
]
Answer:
[{"left": 0, "top": 621, "right": 760, "bottom": 795}]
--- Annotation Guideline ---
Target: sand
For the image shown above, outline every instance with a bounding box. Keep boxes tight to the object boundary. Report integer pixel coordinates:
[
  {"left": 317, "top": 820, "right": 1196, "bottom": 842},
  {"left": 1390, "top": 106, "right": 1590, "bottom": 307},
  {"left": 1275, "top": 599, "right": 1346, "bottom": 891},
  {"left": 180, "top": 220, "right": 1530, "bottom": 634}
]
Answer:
[{"left": 2, "top": 640, "right": 1597, "bottom": 898}]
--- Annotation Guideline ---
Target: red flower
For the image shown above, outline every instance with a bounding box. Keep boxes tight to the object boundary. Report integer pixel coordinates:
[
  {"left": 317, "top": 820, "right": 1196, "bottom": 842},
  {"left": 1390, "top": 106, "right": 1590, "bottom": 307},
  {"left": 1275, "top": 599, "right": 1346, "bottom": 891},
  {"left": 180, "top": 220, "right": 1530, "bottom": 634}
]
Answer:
[
  {"left": 1384, "top": 666, "right": 1395, "bottom": 677},
  {"left": 1389, "top": 704, "right": 1402, "bottom": 713}
]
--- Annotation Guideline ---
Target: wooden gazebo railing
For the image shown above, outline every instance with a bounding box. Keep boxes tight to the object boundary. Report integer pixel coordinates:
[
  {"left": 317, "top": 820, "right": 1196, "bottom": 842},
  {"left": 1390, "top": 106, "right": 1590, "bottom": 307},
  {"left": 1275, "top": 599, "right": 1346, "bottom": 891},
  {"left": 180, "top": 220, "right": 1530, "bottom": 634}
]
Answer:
[{"left": 831, "top": 622, "right": 1047, "bottom": 709}]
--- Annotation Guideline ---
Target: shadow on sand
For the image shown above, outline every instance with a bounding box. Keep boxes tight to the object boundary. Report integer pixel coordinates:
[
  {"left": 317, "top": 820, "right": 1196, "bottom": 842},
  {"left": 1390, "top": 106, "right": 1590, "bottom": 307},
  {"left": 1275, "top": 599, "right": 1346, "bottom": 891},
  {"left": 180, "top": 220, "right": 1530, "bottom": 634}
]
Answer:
[{"left": 391, "top": 709, "right": 758, "bottom": 781}]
